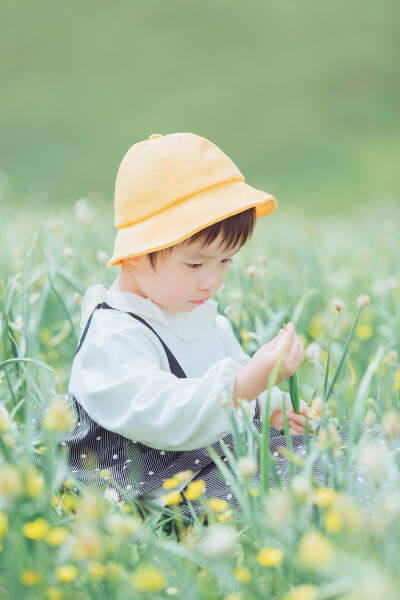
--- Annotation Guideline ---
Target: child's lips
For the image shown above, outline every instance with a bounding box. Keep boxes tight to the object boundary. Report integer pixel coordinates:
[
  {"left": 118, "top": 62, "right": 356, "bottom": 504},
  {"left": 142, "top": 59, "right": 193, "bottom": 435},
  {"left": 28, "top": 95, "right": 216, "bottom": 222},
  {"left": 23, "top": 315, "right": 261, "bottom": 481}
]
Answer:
[{"left": 190, "top": 297, "right": 211, "bottom": 305}]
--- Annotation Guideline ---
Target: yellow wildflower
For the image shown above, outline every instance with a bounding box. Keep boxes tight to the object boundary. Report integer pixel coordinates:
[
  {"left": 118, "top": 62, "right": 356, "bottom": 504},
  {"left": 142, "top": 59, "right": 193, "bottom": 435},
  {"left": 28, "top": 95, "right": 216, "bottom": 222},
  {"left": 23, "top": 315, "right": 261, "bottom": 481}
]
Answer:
[
  {"left": 394, "top": 369, "right": 400, "bottom": 393},
  {"left": 20, "top": 569, "right": 40, "bottom": 586},
  {"left": 87, "top": 561, "right": 106, "bottom": 580},
  {"left": 45, "top": 527, "right": 69, "bottom": 547},
  {"left": 314, "top": 487, "right": 335, "bottom": 508},
  {"left": 185, "top": 480, "right": 206, "bottom": 500},
  {"left": 324, "top": 509, "right": 342, "bottom": 533},
  {"left": 73, "top": 526, "right": 104, "bottom": 560},
  {"left": 42, "top": 397, "right": 77, "bottom": 432},
  {"left": 355, "top": 324, "right": 372, "bottom": 341},
  {"left": 250, "top": 487, "right": 259, "bottom": 497},
  {"left": 217, "top": 510, "right": 233, "bottom": 522},
  {"left": 162, "top": 478, "right": 179, "bottom": 489},
  {"left": 25, "top": 466, "right": 44, "bottom": 499},
  {"left": 298, "top": 531, "right": 334, "bottom": 569},
  {"left": 22, "top": 518, "right": 49, "bottom": 540},
  {"left": 208, "top": 498, "right": 229, "bottom": 512},
  {"left": 233, "top": 565, "right": 252, "bottom": 584},
  {"left": 0, "top": 464, "right": 23, "bottom": 497},
  {"left": 284, "top": 584, "right": 319, "bottom": 600},
  {"left": 308, "top": 314, "right": 324, "bottom": 339},
  {"left": 224, "top": 594, "right": 242, "bottom": 600},
  {"left": 161, "top": 491, "right": 182, "bottom": 506},
  {"left": 46, "top": 588, "right": 63, "bottom": 600},
  {"left": 257, "top": 547, "right": 284, "bottom": 567},
  {"left": 0, "top": 513, "right": 8, "bottom": 539},
  {"left": 106, "top": 561, "right": 125, "bottom": 581},
  {"left": 175, "top": 470, "right": 194, "bottom": 482},
  {"left": 131, "top": 565, "right": 166, "bottom": 592},
  {"left": 55, "top": 564, "right": 79, "bottom": 583}
]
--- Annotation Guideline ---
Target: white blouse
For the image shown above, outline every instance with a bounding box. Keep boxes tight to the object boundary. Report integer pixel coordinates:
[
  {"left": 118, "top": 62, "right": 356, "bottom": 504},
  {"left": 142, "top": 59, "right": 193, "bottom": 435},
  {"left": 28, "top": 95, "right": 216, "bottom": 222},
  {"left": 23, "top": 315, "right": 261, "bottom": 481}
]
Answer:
[{"left": 68, "top": 285, "right": 302, "bottom": 506}]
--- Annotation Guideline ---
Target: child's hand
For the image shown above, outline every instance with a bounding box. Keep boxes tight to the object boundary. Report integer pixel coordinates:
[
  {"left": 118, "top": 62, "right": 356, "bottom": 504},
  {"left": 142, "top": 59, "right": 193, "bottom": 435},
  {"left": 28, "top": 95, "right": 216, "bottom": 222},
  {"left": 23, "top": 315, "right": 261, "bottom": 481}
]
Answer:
[
  {"left": 270, "top": 406, "right": 314, "bottom": 434},
  {"left": 255, "top": 322, "right": 304, "bottom": 385}
]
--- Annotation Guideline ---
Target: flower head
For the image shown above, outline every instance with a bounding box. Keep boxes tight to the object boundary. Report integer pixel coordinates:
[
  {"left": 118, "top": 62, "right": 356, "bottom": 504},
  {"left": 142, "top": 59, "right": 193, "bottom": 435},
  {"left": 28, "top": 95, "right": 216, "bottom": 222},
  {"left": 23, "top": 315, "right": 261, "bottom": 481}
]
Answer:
[
  {"left": 358, "top": 295, "right": 371, "bottom": 309},
  {"left": 331, "top": 298, "right": 343, "bottom": 312}
]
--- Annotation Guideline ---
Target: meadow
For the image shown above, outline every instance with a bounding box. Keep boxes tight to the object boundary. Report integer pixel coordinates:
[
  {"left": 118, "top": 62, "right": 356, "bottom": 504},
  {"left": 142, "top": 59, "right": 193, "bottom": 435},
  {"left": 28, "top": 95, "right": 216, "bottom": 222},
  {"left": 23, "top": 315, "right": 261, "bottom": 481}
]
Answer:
[{"left": 0, "top": 195, "right": 399, "bottom": 599}]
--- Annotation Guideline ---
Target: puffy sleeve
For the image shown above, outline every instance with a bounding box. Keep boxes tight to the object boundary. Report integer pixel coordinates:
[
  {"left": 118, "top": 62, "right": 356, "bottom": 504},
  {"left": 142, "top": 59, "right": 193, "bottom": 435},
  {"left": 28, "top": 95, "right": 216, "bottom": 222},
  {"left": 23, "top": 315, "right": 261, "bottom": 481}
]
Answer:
[
  {"left": 68, "top": 310, "right": 248, "bottom": 451},
  {"left": 215, "top": 314, "right": 307, "bottom": 417}
]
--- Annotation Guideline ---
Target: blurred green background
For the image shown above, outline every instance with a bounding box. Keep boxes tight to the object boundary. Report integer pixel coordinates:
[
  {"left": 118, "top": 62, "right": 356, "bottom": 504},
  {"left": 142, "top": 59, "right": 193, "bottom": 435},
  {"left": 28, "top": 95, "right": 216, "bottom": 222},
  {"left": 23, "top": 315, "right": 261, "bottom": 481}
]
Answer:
[{"left": 1, "top": 0, "right": 399, "bottom": 213}]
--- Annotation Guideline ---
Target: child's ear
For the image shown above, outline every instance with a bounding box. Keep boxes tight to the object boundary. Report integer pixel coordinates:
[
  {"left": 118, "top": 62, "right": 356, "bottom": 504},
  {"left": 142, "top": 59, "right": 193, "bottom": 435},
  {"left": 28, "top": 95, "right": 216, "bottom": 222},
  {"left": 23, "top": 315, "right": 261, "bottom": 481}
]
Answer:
[{"left": 125, "top": 257, "right": 139, "bottom": 267}]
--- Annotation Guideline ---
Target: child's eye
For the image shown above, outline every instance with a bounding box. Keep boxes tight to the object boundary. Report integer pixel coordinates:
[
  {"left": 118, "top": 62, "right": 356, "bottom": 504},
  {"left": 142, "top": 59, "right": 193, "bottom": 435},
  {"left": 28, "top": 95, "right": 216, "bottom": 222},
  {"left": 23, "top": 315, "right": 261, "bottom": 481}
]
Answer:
[{"left": 186, "top": 258, "right": 232, "bottom": 269}]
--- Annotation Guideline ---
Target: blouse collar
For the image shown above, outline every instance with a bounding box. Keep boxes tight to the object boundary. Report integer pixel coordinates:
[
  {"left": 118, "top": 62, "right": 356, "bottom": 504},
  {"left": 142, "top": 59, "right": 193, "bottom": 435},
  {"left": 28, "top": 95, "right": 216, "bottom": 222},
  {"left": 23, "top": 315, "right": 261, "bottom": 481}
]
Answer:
[{"left": 80, "top": 284, "right": 218, "bottom": 340}]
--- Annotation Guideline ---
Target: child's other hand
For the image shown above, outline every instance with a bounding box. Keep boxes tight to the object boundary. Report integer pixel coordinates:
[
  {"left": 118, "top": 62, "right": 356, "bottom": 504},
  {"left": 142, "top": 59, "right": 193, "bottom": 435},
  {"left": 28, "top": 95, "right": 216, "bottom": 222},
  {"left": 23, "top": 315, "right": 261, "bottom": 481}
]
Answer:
[{"left": 270, "top": 407, "right": 314, "bottom": 434}]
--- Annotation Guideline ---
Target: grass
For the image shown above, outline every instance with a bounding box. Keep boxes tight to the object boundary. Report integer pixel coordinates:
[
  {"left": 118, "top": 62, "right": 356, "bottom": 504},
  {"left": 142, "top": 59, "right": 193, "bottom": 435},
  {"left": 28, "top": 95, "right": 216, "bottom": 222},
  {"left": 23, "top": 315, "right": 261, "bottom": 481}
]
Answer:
[{"left": 0, "top": 197, "right": 399, "bottom": 599}]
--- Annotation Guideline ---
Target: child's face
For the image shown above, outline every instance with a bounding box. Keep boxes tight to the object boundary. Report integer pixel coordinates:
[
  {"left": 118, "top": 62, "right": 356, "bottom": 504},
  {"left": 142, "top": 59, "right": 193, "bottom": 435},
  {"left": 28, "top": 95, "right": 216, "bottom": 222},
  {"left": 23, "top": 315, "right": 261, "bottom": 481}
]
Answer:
[{"left": 124, "top": 235, "right": 241, "bottom": 313}]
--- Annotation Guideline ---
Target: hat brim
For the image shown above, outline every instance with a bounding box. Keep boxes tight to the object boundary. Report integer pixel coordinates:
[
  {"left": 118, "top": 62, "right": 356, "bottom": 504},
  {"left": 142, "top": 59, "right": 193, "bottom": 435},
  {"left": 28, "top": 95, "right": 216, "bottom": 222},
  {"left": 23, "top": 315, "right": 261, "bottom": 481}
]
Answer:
[{"left": 108, "top": 179, "right": 277, "bottom": 267}]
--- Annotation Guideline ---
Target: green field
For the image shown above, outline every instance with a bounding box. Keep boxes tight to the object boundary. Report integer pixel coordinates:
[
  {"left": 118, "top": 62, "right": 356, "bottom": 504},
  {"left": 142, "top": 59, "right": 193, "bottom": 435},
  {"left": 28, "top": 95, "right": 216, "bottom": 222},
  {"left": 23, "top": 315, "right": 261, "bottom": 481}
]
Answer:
[
  {"left": 0, "top": 199, "right": 399, "bottom": 598},
  {"left": 1, "top": 0, "right": 399, "bottom": 212}
]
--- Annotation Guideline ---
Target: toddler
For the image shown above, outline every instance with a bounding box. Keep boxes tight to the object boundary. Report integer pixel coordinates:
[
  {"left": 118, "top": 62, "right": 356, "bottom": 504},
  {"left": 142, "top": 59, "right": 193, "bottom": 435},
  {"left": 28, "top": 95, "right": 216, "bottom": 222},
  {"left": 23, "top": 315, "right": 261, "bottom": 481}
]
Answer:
[{"left": 66, "top": 132, "right": 315, "bottom": 516}]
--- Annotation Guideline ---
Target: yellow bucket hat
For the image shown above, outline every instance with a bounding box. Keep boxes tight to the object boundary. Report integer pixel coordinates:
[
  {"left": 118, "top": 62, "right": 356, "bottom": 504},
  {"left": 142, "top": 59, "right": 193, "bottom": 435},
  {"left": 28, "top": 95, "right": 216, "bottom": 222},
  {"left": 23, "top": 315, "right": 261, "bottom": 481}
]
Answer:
[{"left": 108, "top": 132, "right": 277, "bottom": 267}]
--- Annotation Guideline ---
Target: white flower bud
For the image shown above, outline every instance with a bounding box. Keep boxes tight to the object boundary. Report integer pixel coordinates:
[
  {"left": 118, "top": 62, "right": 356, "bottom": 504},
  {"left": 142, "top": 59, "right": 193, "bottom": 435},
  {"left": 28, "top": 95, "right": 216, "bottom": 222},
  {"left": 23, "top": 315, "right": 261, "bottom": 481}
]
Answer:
[
  {"left": 331, "top": 298, "right": 343, "bottom": 312},
  {"left": 357, "top": 295, "right": 370, "bottom": 310},
  {"left": 245, "top": 266, "right": 257, "bottom": 278},
  {"left": 237, "top": 457, "right": 257, "bottom": 479},
  {"left": 63, "top": 246, "right": 74, "bottom": 259},
  {"left": 305, "top": 342, "right": 322, "bottom": 363}
]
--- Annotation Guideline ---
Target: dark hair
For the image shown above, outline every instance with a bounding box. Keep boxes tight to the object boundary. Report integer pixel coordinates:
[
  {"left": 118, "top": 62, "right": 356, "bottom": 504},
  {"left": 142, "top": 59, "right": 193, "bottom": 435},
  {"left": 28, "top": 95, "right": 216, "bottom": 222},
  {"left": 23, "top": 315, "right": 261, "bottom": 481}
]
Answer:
[{"left": 148, "top": 207, "right": 256, "bottom": 270}]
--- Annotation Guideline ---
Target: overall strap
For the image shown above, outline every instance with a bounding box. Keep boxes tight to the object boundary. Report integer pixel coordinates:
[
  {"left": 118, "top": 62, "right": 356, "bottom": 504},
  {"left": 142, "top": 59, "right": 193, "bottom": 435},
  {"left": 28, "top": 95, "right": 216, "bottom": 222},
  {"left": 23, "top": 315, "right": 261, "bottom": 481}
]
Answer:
[{"left": 73, "top": 301, "right": 187, "bottom": 379}]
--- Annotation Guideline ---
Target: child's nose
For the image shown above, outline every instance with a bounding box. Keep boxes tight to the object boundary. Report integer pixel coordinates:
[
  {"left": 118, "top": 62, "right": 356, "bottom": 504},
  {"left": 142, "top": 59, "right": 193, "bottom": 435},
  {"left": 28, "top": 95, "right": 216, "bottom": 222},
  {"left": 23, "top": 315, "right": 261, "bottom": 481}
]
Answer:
[{"left": 199, "top": 271, "right": 219, "bottom": 292}]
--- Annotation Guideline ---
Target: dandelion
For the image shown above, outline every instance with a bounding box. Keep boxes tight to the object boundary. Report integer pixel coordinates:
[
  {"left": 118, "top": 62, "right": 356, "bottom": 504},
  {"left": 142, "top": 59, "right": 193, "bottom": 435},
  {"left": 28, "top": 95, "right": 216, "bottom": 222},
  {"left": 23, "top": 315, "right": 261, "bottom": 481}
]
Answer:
[
  {"left": 331, "top": 298, "right": 343, "bottom": 312},
  {"left": 208, "top": 498, "right": 229, "bottom": 512},
  {"left": 313, "top": 487, "right": 335, "bottom": 508},
  {"left": 185, "top": 480, "right": 206, "bottom": 501},
  {"left": 160, "top": 491, "right": 182, "bottom": 506},
  {"left": 131, "top": 565, "right": 166, "bottom": 592},
  {"left": 55, "top": 565, "right": 79, "bottom": 583},
  {"left": 257, "top": 547, "right": 284, "bottom": 567},
  {"left": 217, "top": 509, "right": 233, "bottom": 522},
  {"left": 45, "top": 527, "right": 69, "bottom": 547},
  {"left": 25, "top": 466, "right": 44, "bottom": 499},
  {"left": 233, "top": 565, "right": 252, "bottom": 584},
  {"left": 42, "top": 397, "right": 77, "bottom": 432},
  {"left": 0, "top": 513, "right": 8, "bottom": 539},
  {"left": 22, "top": 518, "right": 49, "bottom": 540},
  {"left": 357, "top": 295, "right": 370, "bottom": 309},
  {"left": 20, "top": 569, "right": 40, "bottom": 586},
  {"left": 162, "top": 478, "right": 179, "bottom": 489},
  {"left": 87, "top": 561, "right": 106, "bottom": 580},
  {"left": 63, "top": 246, "right": 74, "bottom": 259},
  {"left": 283, "top": 584, "right": 319, "bottom": 600},
  {"left": 324, "top": 509, "right": 342, "bottom": 533},
  {"left": 355, "top": 324, "right": 373, "bottom": 340},
  {"left": 298, "top": 531, "right": 335, "bottom": 569},
  {"left": 106, "top": 561, "right": 125, "bottom": 581},
  {"left": 46, "top": 588, "right": 63, "bottom": 600}
]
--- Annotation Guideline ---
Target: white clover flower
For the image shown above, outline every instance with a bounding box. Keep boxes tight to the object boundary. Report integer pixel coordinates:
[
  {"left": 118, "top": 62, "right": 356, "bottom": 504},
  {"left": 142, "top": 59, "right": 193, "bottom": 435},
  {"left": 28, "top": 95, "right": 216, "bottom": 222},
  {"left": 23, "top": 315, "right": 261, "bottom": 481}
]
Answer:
[
  {"left": 357, "top": 295, "right": 371, "bottom": 310},
  {"left": 356, "top": 440, "right": 392, "bottom": 481},
  {"left": 63, "top": 246, "right": 74, "bottom": 259},
  {"left": 223, "top": 305, "right": 233, "bottom": 316},
  {"left": 245, "top": 265, "right": 257, "bottom": 278},
  {"left": 97, "top": 250, "right": 108, "bottom": 264},
  {"left": 73, "top": 198, "right": 95, "bottom": 223},
  {"left": 305, "top": 342, "right": 322, "bottom": 363},
  {"left": 218, "top": 394, "right": 230, "bottom": 408},
  {"left": 200, "top": 525, "right": 237, "bottom": 557},
  {"left": 237, "top": 401, "right": 253, "bottom": 419},
  {"left": 237, "top": 457, "right": 257, "bottom": 479},
  {"left": 10, "top": 315, "right": 24, "bottom": 332},
  {"left": 29, "top": 292, "right": 40, "bottom": 306},
  {"left": 382, "top": 410, "right": 400, "bottom": 438},
  {"left": 387, "top": 350, "right": 398, "bottom": 367},
  {"left": 104, "top": 488, "right": 120, "bottom": 503},
  {"left": 290, "top": 476, "right": 313, "bottom": 504}
]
